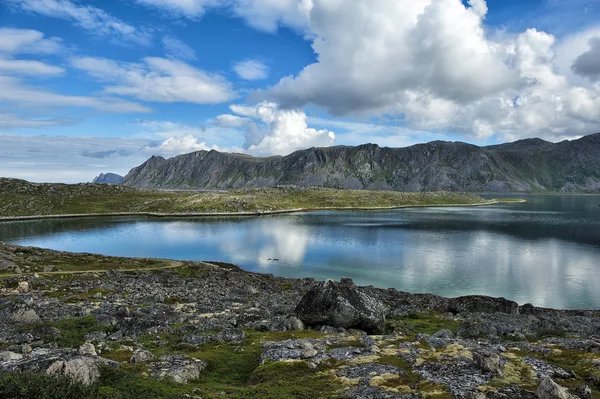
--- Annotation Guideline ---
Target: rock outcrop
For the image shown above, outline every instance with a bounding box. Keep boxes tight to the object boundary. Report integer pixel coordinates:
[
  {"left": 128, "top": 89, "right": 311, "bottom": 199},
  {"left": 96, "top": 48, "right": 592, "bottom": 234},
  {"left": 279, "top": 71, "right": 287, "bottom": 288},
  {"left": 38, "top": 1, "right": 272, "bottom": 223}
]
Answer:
[
  {"left": 123, "top": 133, "right": 600, "bottom": 192},
  {"left": 295, "top": 278, "right": 386, "bottom": 334}
]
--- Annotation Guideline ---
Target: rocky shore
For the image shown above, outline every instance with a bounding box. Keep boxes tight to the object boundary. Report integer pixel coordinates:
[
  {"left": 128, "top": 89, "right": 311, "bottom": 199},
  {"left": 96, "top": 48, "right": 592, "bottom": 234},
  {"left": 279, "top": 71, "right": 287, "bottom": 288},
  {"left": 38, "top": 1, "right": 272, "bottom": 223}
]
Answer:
[{"left": 1, "top": 242, "right": 599, "bottom": 398}]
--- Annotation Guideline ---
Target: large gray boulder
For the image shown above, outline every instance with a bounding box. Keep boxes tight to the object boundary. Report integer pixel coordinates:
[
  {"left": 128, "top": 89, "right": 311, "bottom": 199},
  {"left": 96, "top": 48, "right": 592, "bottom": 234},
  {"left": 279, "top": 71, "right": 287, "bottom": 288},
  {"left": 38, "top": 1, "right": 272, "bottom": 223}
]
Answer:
[
  {"left": 537, "top": 377, "right": 578, "bottom": 399},
  {"left": 295, "top": 278, "right": 386, "bottom": 334},
  {"left": 150, "top": 354, "right": 207, "bottom": 384},
  {"left": 0, "top": 348, "right": 119, "bottom": 385},
  {"left": 47, "top": 355, "right": 114, "bottom": 385}
]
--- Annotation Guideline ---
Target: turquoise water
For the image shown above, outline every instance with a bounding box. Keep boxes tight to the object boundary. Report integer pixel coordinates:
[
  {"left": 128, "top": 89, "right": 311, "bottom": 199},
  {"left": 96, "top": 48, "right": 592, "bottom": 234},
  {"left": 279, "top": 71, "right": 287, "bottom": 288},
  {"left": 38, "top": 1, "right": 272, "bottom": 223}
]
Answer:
[{"left": 1, "top": 195, "right": 599, "bottom": 309}]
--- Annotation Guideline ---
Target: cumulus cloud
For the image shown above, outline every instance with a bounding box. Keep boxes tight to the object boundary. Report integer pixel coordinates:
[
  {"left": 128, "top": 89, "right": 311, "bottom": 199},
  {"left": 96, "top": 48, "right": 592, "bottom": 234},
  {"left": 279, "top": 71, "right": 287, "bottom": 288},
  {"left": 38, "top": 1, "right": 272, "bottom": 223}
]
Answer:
[
  {"left": 256, "top": 0, "right": 600, "bottom": 141},
  {"left": 7, "top": 0, "right": 151, "bottom": 46},
  {"left": 143, "top": 135, "right": 229, "bottom": 157},
  {"left": 217, "top": 102, "right": 335, "bottom": 156},
  {"left": 71, "top": 56, "right": 236, "bottom": 104},
  {"left": 230, "top": 0, "right": 312, "bottom": 33},
  {"left": 572, "top": 38, "right": 600, "bottom": 82},
  {"left": 233, "top": 59, "right": 269, "bottom": 80},
  {"left": 162, "top": 35, "right": 196, "bottom": 60}
]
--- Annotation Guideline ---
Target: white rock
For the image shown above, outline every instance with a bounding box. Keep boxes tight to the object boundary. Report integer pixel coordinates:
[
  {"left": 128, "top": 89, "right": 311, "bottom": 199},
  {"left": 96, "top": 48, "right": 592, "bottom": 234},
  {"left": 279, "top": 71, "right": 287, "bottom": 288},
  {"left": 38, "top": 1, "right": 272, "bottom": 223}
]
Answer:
[
  {"left": 0, "top": 351, "right": 23, "bottom": 362},
  {"left": 78, "top": 343, "right": 97, "bottom": 356},
  {"left": 130, "top": 349, "right": 155, "bottom": 364},
  {"left": 537, "top": 377, "right": 578, "bottom": 399},
  {"left": 18, "top": 281, "right": 29, "bottom": 293}
]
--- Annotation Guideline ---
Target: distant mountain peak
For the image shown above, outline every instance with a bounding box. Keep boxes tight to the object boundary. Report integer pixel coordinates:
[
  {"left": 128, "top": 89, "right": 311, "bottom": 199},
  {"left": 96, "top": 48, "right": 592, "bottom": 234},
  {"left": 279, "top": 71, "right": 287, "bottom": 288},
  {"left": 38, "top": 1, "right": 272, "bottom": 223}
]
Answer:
[{"left": 92, "top": 173, "right": 123, "bottom": 184}]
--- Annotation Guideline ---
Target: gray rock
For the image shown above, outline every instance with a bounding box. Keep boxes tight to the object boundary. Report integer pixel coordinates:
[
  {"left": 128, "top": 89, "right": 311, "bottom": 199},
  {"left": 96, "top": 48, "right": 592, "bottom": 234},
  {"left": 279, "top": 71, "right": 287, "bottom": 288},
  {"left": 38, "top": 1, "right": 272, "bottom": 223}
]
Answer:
[
  {"left": 472, "top": 349, "right": 504, "bottom": 377},
  {"left": 7, "top": 305, "right": 41, "bottom": 325},
  {"left": 130, "top": 349, "right": 154, "bottom": 364},
  {"left": 47, "top": 355, "right": 116, "bottom": 385},
  {"left": 0, "top": 351, "right": 23, "bottom": 362},
  {"left": 537, "top": 377, "right": 577, "bottom": 399},
  {"left": 295, "top": 278, "right": 386, "bottom": 334},
  {"left": 282, "top": 316, "right": 305, "bottom": 331},
  {"left": 78, "top": 343, "right": 97, "bottom": 356},
  {"left": 150, "top": 354, "right": 207, "bottom": 384},
  {"left": 433, "top": 329, "right": 455, "bottom": 339},
  {"left": 0, "top": 259, "right": 17, "bottom": 271}
]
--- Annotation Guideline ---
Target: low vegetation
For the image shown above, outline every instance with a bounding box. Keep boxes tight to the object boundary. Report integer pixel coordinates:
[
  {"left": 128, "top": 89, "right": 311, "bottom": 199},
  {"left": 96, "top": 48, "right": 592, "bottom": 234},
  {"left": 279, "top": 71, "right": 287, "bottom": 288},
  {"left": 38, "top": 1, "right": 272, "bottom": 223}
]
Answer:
[{"left": 0, "top": 178, "right": 512, "bottom": 218}]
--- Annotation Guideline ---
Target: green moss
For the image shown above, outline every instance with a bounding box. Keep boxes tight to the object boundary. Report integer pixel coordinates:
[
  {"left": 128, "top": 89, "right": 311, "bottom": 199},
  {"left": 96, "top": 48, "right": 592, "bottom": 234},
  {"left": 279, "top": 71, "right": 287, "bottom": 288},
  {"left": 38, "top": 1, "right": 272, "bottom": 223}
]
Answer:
[
  {"left": 0, "top": 178, "right": 498, "bottom": 219},
  {"left": 384, "top": 312, "right": 461, "bottom": 335},
  {"left": 0, "top": 371, "right": 97, "bottom": 399},
  {"left": 20, "top": 316, "right": 116, "bottom": 348}
]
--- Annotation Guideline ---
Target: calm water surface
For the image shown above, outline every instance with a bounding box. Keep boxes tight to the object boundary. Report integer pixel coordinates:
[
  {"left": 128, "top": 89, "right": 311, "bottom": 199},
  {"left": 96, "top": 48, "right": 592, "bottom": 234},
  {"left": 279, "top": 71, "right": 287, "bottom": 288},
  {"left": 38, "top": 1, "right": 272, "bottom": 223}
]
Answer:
[{"left": 1, "top": 195, "right": 599, "bottom": 309}]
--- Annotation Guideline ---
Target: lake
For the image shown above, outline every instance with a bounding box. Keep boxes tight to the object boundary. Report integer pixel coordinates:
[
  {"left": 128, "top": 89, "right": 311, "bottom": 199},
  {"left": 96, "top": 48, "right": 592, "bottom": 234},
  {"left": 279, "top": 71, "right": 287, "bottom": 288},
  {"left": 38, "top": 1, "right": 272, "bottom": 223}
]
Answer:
[{"left": 1, "top": 195, "right": 599, "bottom": 309}]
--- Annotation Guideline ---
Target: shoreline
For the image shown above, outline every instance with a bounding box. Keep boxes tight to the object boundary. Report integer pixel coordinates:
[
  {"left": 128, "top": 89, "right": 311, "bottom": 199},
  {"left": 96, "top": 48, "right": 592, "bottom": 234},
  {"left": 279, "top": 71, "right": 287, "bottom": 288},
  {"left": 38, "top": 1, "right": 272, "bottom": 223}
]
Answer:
[
  {"left": 0, "top": 199, "right": 526, "bottom": 222},
  {"left": 2, "top": 239, "right": 598, "bottom": 314}
]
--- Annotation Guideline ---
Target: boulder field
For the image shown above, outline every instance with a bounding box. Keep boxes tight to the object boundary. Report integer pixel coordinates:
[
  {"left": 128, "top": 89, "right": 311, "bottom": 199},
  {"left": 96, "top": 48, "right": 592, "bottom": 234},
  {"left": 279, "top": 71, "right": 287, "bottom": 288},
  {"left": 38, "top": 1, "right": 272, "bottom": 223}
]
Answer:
[{"left": 1, "top": 243, "right": 599, "bottom": 398}]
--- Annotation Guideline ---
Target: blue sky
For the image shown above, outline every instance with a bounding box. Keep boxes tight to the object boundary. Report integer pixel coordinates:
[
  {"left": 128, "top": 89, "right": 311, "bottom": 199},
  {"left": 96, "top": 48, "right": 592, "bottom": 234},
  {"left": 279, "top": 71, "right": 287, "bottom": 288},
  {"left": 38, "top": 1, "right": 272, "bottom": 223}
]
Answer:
[{"left": 1, "top": 0, "right": 600, "bottom": 182}]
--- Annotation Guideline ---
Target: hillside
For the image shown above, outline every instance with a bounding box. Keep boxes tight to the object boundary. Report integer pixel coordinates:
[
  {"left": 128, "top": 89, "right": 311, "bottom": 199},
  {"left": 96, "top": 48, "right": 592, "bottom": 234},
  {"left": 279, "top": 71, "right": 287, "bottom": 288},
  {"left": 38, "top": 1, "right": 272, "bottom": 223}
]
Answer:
[
  {"left": 123, "top": 133, "right": 600, "bottom": 192},
  {"left": 0, "top": 178, "right": 499, "bottom": 218}
]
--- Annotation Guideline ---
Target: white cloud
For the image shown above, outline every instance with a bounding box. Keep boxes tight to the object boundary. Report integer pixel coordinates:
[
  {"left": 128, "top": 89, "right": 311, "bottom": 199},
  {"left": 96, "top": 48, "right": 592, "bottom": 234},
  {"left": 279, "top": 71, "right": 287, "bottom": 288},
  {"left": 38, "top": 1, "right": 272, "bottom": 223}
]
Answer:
[
  {"left": 8, "top": 0, "right": 151, "bottom": 46},
  {"left": 0, "top": 76, "right": 152, "bottom": 114},
  {"left": 133, "top": 0, "right": 220, "bottom": 19},
  {"left": 143, "top": 135, "right": 230, "bottom": 157},
  {"left": 230, "top": 0, "right": 312, "bottom": 33},
  {"left": 0, "top": 113, "right": 80, "bottom": 130},
  {"left": 218, "top": 102, "right": 335, "bottom": 156},
  {"left": 132, "top": 0, "right": 311, "bottom": 33},
  {"left": 162, "top": 35, "right": 196, "bottom": 60},
  {"left": 0, "top": 59, "right": 65, "bottom": 76},
  {"left": 0, "top": 28, "right": 62, "bottom": 54},
  {"left": 233, "top": 59, "right": 269, "bottom": 80},
  {"left": 258, "top": 0, "right": 600, "bottom": 141},
  {"left": 0, "top": 28, "right": 65, "bottom": 76},
  {"left": 215, "top": 114, "right": 252, "bottom": 127},
  {"left": 71, "top": 56, "right": 236, "bottom": 104}
]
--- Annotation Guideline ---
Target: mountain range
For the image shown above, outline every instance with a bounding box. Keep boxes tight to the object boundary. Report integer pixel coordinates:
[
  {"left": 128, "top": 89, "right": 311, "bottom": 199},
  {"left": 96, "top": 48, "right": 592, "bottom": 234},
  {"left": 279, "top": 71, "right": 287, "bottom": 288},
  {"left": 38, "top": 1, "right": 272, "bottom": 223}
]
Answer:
[{"left": 122, "top": 133, "right": 600, "bottom": 193}]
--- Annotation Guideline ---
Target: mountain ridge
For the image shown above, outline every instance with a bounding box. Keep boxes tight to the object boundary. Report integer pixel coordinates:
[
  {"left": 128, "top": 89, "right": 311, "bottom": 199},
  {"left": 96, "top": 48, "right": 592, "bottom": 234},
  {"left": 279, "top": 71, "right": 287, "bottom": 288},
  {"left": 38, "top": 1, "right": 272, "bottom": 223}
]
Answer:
[{"left": 123, "top": 133, "right": 600, "bottom": 192}]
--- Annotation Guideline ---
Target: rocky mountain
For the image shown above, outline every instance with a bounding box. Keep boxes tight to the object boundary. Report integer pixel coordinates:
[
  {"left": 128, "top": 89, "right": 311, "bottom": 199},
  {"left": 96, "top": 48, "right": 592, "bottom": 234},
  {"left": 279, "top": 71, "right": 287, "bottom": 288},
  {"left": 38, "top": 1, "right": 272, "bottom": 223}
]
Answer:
[
  {"left": 123, "top": 133, "right": 600, "bottom": 192},
  {"left": 92, "top": 173, "right": 123, "bottom": 184}
]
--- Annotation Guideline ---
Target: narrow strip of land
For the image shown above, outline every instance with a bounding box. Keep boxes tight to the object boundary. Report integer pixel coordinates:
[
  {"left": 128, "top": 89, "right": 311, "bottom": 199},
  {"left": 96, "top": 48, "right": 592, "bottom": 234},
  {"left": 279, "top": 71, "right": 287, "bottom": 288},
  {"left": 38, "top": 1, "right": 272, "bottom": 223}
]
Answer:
[
  {"left": 0, "top": 199, "right": 525, "bottom": 222},
  {"left": 0, "top": 178, "right": 525, "bottom": 220}
]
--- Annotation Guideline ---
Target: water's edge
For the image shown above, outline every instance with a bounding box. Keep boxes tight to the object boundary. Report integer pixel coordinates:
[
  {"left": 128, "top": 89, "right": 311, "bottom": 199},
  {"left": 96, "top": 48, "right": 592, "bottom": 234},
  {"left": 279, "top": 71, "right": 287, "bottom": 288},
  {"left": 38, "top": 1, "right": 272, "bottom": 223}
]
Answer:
[{"left": 0, "top": 199, "right": 525, "bottom": 222}]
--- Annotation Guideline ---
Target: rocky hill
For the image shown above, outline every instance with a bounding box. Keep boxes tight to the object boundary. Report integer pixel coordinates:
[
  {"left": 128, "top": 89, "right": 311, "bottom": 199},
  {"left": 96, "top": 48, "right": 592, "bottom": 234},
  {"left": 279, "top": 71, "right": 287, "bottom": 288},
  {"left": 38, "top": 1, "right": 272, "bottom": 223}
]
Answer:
[
  {"left": 123, "top": 133, "right": 600, "bottom": 192},
  {"left": 92, "top": 173, "right": 123, "bottom": 184}
]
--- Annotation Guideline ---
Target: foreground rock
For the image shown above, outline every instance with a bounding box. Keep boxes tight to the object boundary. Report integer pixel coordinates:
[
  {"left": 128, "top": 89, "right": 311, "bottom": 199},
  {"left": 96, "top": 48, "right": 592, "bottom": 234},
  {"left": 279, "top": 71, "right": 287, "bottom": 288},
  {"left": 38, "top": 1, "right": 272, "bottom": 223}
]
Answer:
[
  {"left": 1, "top": 243, "right": 600, "bottom": 398},
  {"left": 0, "top": 348, "right": 119, "bottom": 385},
  {"left": 150, "top": 355, "right": 207, "bottom": 384},
  {"left": 295, "top": 278, "right": 386, "bottom": 334}
]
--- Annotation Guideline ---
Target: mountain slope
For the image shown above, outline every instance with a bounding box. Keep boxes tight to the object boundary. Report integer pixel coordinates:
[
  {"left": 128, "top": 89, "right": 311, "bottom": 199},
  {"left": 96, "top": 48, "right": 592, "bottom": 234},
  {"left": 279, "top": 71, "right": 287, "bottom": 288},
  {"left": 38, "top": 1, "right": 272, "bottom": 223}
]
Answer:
[{"left": 123, "top": 133, "right": 600, "bottom": 192}]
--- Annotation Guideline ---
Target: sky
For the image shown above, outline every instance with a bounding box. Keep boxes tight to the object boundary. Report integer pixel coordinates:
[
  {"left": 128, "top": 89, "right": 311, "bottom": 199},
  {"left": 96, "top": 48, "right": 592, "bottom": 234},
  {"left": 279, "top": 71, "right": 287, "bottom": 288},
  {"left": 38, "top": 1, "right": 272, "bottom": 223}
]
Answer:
[{"left": 1, "top": 0, "right": 600, "bottom": 183}]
